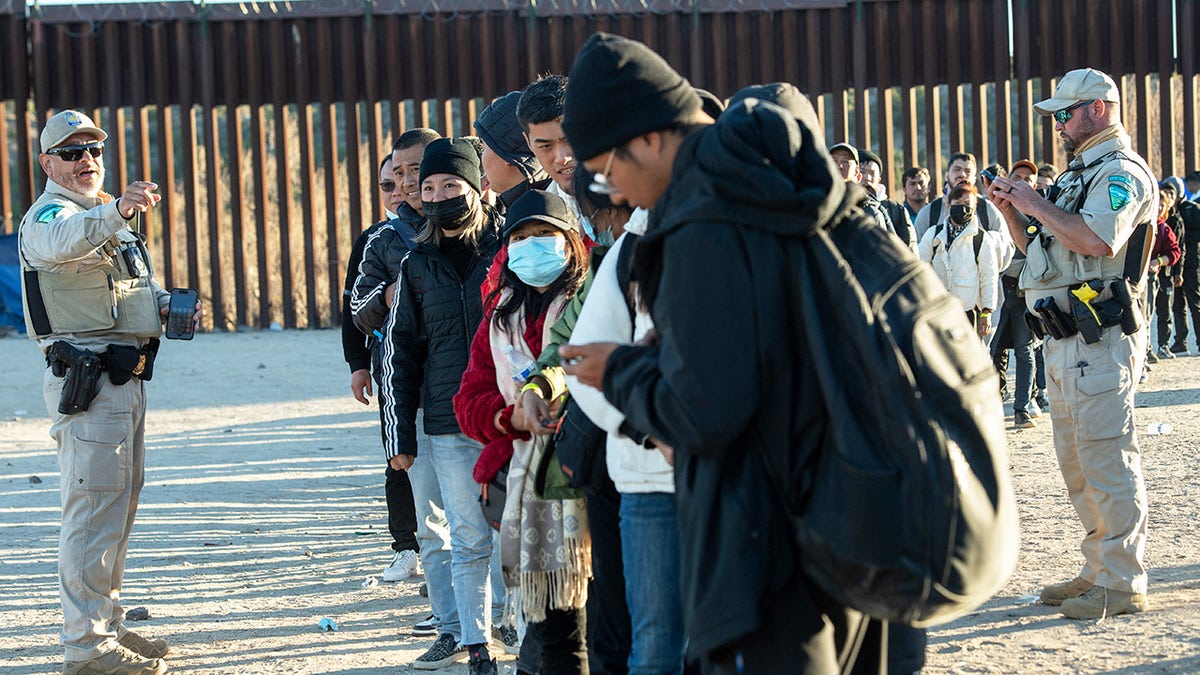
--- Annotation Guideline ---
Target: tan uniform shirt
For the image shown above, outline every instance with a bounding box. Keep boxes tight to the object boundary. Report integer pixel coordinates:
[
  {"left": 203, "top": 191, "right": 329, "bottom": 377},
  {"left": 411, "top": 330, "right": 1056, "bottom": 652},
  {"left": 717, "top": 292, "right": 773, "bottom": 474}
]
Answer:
[
  {"left": 19, "top": 179, "right": 168, "bottom": 351},
  {"left": 1021, "top": 129, "right": 1156, "bottom": 309}
]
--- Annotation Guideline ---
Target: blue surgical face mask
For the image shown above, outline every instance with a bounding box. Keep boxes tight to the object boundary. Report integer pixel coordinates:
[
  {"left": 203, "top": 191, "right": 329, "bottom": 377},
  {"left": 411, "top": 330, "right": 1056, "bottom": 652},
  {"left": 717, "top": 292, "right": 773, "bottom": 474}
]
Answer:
[
  {"left": 507, "top": 235, "right": 569, "bottom": 287},
  {"left": 580, "top": 215, "right": 615, "bottom": 248}
]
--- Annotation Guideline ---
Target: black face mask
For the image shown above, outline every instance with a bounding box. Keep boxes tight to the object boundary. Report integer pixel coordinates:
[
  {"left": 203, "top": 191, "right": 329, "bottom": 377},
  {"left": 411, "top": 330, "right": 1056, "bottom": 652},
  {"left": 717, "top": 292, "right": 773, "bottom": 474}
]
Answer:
[
  {"left": 423, "top": 194, "right": 475, "bottom": 233},
  {"left": 949, "top": 204, "right": 974, "bottom": 226}
]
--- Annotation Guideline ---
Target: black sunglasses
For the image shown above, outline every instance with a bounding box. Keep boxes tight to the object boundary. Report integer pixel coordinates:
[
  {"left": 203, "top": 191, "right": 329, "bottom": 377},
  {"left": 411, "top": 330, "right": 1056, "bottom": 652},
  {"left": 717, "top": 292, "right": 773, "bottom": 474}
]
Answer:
[
  {"left": 1053, "top": 100, "right": 1095, "bottom": 125},
  {"left": 379, "top": 180, "right": 397, "bottom": 192},
  {"left": 48, "top": 141, "right": 104, "bottom": 162}
]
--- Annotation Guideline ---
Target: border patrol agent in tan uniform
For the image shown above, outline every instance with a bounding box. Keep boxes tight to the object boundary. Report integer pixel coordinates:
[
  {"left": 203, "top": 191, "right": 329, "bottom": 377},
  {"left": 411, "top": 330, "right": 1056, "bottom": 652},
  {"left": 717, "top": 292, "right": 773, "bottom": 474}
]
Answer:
[
  {"left": 19, "top": 110, "right": 193, "bottom": 675},
  {"left": 990, "top": 69, "right": 1155, "bottom": 620}
]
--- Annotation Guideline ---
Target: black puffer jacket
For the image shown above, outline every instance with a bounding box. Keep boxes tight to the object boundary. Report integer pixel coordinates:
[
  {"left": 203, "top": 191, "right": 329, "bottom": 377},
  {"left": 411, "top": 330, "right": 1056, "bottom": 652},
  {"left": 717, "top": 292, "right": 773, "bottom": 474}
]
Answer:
[
  {"left": 379, "top": 206, "right": 503, "bottom": 459},
  {"left": 602, "top": 90, "right": 850, "bottom": 657},
  {"left": 1178, "top": 200, "right": 1200, "bottom": 274},
  {"left": 349, "top": 203, "right": 423, "bottom": 336},
  {"left": 342, "top": 220, "right": 384, "bottom": 374}
]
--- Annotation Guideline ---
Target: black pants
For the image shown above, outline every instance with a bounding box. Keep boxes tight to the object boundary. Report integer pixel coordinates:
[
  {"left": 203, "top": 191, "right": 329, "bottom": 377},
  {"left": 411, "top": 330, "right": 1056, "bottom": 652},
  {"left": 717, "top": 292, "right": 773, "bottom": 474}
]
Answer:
[
  {"left": 1172, "top": 259, "right": 1200, "bottom": 348},
  {"left": 1154, "top": 271, "right": 1174, "bottom": 348},
  {"left": 586, "top": 476, "right": 632, "bottom": 675},
  {"left": 696, "top": 567, "right": 900, "bottom": 675},
  {"left": 518, "top": 607, "right": 589, "bottom": 675},
  {"left": 385, "top": 464, "right": 418, "bottom": 552},
  {"left": 991, "top": 277, "right": 1029, "bottom": 396}
]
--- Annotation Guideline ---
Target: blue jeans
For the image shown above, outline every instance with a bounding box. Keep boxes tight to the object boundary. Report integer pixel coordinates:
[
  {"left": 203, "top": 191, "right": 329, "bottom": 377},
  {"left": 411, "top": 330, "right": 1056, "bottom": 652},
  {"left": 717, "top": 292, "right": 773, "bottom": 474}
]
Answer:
[
  {"left": 619, "top": 492, "right": 685, "bottom": 675},
  {"left": 407, "top": 412, "right": 459, "bottom": 638},
  {"left": 1010, "top": 299, "right": 1036, "bottom": 415},
  {"left": 426, "top": 433, "right": 493, "bottom": 646}
]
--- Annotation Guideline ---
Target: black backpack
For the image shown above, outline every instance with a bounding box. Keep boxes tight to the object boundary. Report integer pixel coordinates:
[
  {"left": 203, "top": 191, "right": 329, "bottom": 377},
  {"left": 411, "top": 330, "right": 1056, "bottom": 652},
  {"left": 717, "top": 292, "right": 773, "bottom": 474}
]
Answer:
[{"left": 782, "top": 196, "right": 1018, "bottom": 626}]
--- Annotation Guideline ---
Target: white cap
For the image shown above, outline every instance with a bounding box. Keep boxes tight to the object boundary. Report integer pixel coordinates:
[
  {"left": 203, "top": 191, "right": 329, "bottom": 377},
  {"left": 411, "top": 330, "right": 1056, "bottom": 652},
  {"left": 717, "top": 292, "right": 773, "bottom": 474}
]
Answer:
[
  {"left": 40, "top": 110, "right": 107, "bottom": 153},
  {"left": 1033, "top": 69, "right": 1120, "bottom": 117}
]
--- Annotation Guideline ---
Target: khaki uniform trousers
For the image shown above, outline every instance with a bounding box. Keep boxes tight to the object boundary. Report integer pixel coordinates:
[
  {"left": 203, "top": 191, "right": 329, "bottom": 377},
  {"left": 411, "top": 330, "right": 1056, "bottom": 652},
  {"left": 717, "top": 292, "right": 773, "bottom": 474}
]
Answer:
[
  {"left": 1043, "top": 323, "right": 1149, "bottom": 594},
  {"left": 43, "top": 366, "right": 148, "bottom": 662}
]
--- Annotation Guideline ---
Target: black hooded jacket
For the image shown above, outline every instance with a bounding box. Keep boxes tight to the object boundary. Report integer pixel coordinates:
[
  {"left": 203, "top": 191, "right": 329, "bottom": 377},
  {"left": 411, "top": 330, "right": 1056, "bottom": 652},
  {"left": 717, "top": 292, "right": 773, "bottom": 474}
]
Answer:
[
  {"left": 379, "top": 205, "right": 504, "bottom": 459},
  {"left": 602, "top": 92, "right": 856, "bottom": 656},
  {"left": 349, "top": 203, "right": 424, "bottom": 337}
]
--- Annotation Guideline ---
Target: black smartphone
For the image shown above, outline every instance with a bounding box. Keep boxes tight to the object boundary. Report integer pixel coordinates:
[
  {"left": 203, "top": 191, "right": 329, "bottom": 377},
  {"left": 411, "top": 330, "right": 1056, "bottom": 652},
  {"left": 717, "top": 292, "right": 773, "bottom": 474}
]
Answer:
[
  {"left": 165, "top": 288, "right": 198, "bottom": 340},
  {"left": 980, "top": 168, "right": 996, "bottom": 182}
]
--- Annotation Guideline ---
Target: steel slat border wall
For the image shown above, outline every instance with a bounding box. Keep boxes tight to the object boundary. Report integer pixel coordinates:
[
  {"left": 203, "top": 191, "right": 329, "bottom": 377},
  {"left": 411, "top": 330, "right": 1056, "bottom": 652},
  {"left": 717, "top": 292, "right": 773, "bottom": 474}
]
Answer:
[{"left": 2, "top": 0, "right": 1197, "bottom": 330}]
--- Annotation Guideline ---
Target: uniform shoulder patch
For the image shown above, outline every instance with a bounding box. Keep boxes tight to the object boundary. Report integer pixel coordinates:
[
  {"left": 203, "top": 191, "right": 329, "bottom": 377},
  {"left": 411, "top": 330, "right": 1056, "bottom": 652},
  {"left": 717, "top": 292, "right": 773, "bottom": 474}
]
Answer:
[
  {"left": 1109, "top": 184, "right": 1132, "bottom": 211},
  {"left": 34, "top": 204, "right": 64, "bottom": 224},
  {"left": 1108, "top": 174, "right": 1133, "bottom": 187}
]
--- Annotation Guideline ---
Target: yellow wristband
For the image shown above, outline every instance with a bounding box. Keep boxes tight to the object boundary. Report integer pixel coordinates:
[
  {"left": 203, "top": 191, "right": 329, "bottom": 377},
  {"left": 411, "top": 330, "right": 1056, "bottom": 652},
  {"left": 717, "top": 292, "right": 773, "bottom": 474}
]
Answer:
[{"left": 520, "top": 382, "right": 544, "bottom": 397}]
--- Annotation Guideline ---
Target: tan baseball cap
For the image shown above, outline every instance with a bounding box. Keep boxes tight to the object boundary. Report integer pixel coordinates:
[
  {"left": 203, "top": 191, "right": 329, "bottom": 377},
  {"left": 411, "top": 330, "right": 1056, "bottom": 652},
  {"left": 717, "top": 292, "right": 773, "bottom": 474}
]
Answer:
[
  {"left": 40, "top": 109, "right": 107, "bottom": 153},
  {"left": 1034, "top": 69, "right": 1120, "bottom": 117},
  {"left": 1010, "top": 159, "right": 1038, "bottom": 176}
]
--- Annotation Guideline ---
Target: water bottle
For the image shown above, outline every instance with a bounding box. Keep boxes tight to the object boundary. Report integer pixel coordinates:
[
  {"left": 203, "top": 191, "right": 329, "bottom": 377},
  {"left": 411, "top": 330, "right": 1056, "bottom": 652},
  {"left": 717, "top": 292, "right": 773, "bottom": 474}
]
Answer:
[
  {"left": 502, "top": 345, "right": 537, "bottom": 384},
  {"left": 1144, "top": 423, "right": 1173, "bottom": 436}
]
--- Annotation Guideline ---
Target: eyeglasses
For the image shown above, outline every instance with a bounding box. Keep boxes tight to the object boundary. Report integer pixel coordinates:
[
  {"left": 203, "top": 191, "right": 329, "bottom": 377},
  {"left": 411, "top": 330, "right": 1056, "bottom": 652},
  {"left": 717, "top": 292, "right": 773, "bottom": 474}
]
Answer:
[
  {"left": 379, "top": 180, "right": 397, "bottom": 192},
  {"left": 589, "top": 148, "right": 618, "bottom": 195},
  {"left": 1053, "top": 100, "right": 1095, "bottom": 125},
  {"left": 47, "top": 141, "right": 104, "bottom": 162}
]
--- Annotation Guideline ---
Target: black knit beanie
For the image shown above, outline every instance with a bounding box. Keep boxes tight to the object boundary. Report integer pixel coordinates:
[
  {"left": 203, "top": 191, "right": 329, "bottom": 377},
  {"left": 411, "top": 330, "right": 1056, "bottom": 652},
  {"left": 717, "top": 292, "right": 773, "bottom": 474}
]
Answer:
[
  {"left": 563, "top": 32, "right": 702, "bottom": 162},
  {"left": 474, "top": 91, "right": 541, "bottom": 181},
  {"left": 419, "top": 138, "right": 482, "bottom": 193}
]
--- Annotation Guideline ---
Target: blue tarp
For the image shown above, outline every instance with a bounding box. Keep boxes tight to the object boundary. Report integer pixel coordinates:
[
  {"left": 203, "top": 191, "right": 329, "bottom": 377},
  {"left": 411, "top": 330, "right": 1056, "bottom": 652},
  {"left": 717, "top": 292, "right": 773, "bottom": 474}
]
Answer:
[{"left": 0, "top": 234, "right": 25, "bottom": 332}]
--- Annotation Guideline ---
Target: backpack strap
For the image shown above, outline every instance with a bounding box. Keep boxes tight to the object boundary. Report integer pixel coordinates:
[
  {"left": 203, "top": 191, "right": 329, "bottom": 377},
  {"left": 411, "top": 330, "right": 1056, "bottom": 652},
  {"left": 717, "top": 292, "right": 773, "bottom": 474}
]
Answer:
[
  {"left": 615, "top": 233, "right": 640, "bottom": 323},
  {"left": 933, "top": 222, "right": 987, "bottom": 264},
  {"left": 928, "top": 197, "right": 942, "bottom": 229}
]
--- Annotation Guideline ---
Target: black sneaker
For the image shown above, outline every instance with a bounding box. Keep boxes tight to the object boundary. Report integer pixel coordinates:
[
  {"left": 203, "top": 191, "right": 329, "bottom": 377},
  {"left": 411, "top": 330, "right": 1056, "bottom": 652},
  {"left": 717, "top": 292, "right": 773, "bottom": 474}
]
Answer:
[
  {"left": 1014, "top": 411, "right": 1037, "bottom": 429},
  {"left": 1171, "top": 342, "right": 1189, "bottom": 356},
  {"left": 413, "top": 633, "right": 466, "bottom": 670},
  {"left": 492, "top": 624, "right": 520, "bottom": 655},
  {"left": 1035, "top": 392, "right": 1049, "bottom": 410},
  {"left": 412, "top": 613, "right": 438, "bottom": 637},
  {"left": 469, "top": 645, "right": 498, "bottom": 675}
]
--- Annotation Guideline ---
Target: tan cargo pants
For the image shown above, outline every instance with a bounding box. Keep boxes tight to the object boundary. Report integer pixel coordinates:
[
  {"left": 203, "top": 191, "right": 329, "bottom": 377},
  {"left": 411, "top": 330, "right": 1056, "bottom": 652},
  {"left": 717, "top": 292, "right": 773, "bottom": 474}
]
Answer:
[
  {"left": 43, "top": 365, "right": 148, "bottom": 662},
  {"left": 1043, "top": 323, "right": 1149, "bottom": 594}
]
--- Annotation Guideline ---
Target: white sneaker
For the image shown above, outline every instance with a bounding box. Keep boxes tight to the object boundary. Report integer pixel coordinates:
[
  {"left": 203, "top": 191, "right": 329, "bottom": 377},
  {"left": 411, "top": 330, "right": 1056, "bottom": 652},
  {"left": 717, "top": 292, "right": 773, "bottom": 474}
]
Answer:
[{"left": 382, "top": 549, "right": 421, "bottom": 582}]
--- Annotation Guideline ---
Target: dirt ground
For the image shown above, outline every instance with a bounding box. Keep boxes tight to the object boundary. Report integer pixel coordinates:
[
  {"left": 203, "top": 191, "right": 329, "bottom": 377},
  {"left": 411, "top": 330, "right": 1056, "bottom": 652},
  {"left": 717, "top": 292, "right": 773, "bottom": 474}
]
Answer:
[{"left": 1, "top": 328, "right": 1198, "bottom": 674}]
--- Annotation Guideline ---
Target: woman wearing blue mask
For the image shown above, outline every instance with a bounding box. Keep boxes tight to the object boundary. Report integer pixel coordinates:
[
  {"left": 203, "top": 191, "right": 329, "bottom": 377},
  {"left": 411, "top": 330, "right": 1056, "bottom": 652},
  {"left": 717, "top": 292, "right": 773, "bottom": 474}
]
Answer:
[{"left": 454, "top": 189, "right": 591, "bottom": 675}]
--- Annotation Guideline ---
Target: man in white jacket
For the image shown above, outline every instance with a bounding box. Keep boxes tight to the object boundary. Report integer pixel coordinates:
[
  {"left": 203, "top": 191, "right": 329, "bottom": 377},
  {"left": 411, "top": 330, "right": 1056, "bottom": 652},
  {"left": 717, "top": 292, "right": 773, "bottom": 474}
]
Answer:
[
  {"left": 563, "top": 210, "right": 686, "bottom": 674},
  {"left": 918, "top": 183, "right": 1002, "bottom": 339}
]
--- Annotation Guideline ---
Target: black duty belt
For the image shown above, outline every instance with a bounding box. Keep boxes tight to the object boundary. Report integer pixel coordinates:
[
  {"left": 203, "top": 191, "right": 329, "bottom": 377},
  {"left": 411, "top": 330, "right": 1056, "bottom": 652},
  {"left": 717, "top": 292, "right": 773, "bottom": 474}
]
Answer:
[
  {"left": 46, "top": 338, "right": 159, "bottom": 384},
  {"left": 1024, "top": 280, "right": 1141, "bottom": 343}
]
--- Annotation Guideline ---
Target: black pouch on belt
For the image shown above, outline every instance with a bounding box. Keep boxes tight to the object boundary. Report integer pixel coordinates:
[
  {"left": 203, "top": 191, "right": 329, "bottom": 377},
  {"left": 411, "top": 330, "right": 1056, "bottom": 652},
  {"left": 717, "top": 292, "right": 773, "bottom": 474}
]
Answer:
[
  {"left": 1034, "top": 297, "right": 1077, "bottom": 340},
  {"left": 1024, "top": 311, "right": 1047, "bottom": 341},
  {"left": 1109, "top": 279, "right": 1142, "bottom": 335},
  {"left": 1068, "top": 294, "right": 1103, "bottom": 344},
  {"left": 104, "top": 339, "right": 159, "bottom": 384}
]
